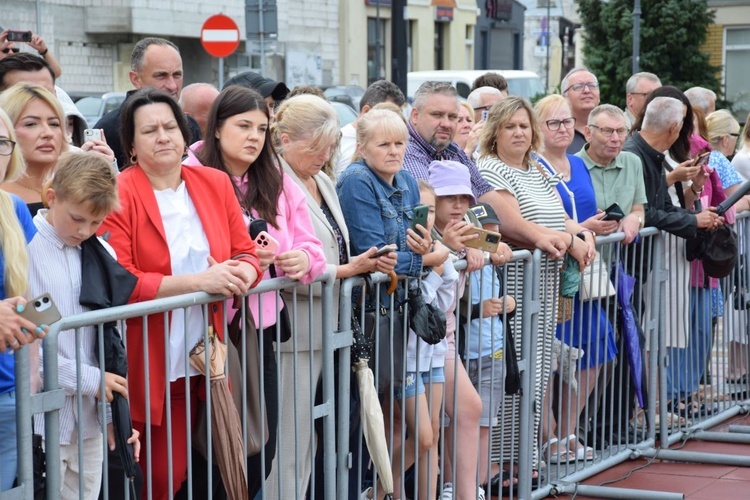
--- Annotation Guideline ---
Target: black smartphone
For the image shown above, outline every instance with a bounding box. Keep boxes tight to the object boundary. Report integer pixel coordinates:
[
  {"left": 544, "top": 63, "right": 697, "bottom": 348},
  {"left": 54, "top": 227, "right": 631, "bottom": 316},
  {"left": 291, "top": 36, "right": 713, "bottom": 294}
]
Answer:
[
  {"left": 411, "top": 205, "right": 429, "bottom": 236},
  {"left": 601, "top": 202, "right": 625, "bottom": 222},
  {"left": 7, "top": 30, "right": 32, "bottom": 43},
  {"left": 248, "top": 218, "right": 268, "bottom": 240},
  {"left": 694, "top": 151, "right": 710, "bottom": 167}
]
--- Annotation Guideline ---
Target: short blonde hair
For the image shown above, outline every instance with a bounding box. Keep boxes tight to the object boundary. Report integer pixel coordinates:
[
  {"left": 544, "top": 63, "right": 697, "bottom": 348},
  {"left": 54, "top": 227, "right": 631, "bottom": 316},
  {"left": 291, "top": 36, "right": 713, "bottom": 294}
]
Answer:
[
  {"left": 273, "top": 94, "right": 340, "bottom": 156},
  {"left": 459, "top": 101, "right": 474, "bottom": 122},
  {"left": 0, "top": 83, "right": 69, "bottom": 155},
  {"left": 354, "top": 109, "right": 408, "bottom": 163},
  {"left": 706, "top": 109, "right": 739, "bottom": 146},
  {"left": 533, "top": 94, "right": 571, "bottom": 123},
  {"left": 49, "top": 152, "right": 119, "bottom": 217},
  {"left": 0, "top": 107, "right": 28, "bottom": 297},
  {"left": 478, "top": 96, "right": 540, "bottom": 165},
  {"left": 372, "top": 102, "right": 407, "bottom": 123}
]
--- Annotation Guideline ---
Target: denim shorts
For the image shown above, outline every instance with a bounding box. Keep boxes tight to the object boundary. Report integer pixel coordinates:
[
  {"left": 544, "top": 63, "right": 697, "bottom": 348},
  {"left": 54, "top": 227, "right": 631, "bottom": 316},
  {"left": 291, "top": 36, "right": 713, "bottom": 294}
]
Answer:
[
  {"left": 394, "top": 367, "right": 445, "bottom": 400},
  {"left": 467, "top": 355, "right": 505, "bottom": 427}
]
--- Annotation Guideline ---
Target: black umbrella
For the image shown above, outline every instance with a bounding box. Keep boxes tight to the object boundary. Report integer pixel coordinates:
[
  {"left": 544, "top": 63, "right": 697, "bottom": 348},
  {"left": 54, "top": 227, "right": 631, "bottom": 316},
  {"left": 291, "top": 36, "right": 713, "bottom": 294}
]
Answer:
[{"left": 79, "top": 235, "right": 139, "bottom": 480}]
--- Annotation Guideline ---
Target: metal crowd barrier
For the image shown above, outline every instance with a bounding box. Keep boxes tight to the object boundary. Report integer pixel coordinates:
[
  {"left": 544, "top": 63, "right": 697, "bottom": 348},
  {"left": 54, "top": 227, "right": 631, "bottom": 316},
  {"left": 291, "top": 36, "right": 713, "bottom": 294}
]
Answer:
[{"left": 7, "top": 218, "right": 750, "bottom": 500}]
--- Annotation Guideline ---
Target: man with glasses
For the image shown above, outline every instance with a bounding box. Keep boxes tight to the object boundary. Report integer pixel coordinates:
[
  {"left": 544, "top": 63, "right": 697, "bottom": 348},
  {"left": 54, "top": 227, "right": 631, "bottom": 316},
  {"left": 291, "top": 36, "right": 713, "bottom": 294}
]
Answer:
[
  {"left": 467, "top": 86, "right": 505, "bottom": 123},
  {"left": 625, "top": 72, "right": 661, "bottom": 127},
  {"left": 623, "top": 96, "right": 722, "bottom": 235},
  {"left": 562, "top": 67, "right": 600, "bottom": 154},
  {"left": 576, "top": 104, "right": 646, "bottom": 244}
]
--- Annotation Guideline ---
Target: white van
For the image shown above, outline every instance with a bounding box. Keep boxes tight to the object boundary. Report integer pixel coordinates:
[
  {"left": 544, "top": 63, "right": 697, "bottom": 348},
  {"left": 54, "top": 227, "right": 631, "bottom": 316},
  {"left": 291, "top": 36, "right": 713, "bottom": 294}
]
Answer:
[{"left": 407, "top": 70, "right": 545, "bottom": 101}]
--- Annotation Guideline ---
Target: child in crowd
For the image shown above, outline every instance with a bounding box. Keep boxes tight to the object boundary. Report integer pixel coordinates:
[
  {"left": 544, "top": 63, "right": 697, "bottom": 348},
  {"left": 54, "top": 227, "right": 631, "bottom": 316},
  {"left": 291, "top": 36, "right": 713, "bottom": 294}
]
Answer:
[
  {"left": 27, "top": 152, "right": 139, "bottom": 499},
  {"left": 388, "top": 180, "right": 456, "bottom": 500},
  {"left": 464, "top": 202, "right": 517, "bottom": 491}
]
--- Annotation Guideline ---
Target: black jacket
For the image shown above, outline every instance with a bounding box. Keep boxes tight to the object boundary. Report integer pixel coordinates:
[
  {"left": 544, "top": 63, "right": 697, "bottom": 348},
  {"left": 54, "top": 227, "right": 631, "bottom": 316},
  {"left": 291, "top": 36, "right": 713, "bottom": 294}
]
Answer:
[
  {"left": 622, "top": 132, "right": 697, "bottom": 239},
  {"left": 94, "top": 89, "right": 202, "bottom": 170}
]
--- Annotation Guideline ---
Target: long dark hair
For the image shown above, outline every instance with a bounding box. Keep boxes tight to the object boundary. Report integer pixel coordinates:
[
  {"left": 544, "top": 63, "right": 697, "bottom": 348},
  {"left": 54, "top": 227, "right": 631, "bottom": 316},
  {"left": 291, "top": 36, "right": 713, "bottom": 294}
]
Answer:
[
  {"left": 631, "top": 85, "right": 694, "bottom": 163},
  {"left": 198, "top": 85, "right": 282, "bottom": 228}
]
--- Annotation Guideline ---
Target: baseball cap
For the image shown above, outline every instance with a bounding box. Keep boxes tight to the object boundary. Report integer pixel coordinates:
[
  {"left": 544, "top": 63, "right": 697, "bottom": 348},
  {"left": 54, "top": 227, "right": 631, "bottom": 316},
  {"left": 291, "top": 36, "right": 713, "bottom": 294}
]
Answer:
[
  {"left": 470, "top": 203, "right": 501, "bottom": 226},
  {"left": 428, "top": 160, "right": 476, "bottom": 204},
  {"left": 223, "top": 71, "right": 290, "bottom": 101}
]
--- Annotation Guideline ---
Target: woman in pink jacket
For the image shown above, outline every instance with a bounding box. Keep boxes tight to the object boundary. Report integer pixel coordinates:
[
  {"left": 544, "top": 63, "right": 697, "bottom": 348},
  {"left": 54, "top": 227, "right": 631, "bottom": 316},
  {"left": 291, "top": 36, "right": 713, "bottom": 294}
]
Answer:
[{"left": 185, "top": 85, "right": 326, "bottom": 496}]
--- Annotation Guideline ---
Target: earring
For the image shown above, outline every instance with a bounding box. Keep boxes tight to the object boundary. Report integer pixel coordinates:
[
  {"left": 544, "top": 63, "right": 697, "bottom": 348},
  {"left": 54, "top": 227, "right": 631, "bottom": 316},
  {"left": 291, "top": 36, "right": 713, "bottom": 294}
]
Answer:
[
  {"left": 130, "top": 154, "right": 137, "bottom": 164},
  {"left": 491, "top": 141, "right": 497, "bottom": 154}
]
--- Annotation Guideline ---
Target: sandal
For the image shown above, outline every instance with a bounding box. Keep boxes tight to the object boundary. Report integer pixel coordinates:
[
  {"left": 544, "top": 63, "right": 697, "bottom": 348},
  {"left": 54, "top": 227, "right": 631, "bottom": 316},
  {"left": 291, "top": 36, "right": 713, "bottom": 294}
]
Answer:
[
  {"left": 542, "top": 437, "right": 575, "bottom": 464},
  {"left": 560, "top": 434, "right": 594, "bottom": 461},
  {"left": 484, "top": 471, "right": 517, "bottom": 497}
]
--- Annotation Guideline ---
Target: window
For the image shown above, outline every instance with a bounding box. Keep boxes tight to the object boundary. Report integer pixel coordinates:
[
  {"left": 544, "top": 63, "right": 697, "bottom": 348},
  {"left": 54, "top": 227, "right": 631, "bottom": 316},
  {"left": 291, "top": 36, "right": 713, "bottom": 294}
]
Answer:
[
  {"left": 725, "top": 27, "right": 750, "bottom": 121},
  {"left": 368, "top": 18, "right": 387, "bottom": 85}
]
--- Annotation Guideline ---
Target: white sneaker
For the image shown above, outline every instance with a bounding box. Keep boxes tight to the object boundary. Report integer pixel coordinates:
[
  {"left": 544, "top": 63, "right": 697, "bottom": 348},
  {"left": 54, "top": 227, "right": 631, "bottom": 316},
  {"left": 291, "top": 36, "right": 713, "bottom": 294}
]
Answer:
[
  {"left": 477, "top": 485, "right": 486, "bottom": 500},
  {"left": 441, "top": 482, "right": 454, "bottom": 500}
]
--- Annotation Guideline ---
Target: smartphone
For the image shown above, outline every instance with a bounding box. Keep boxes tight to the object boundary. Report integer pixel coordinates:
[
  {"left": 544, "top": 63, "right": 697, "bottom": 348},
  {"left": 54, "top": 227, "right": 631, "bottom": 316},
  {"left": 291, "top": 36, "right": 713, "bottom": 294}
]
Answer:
[
  {"left": 463, "top": 227, "right": 502, "bottom": 254},
  {"left": 84, "top": 129, "right": 102, "bottom": 142},
  {"left": 481, "top": 109, "right": 489, "bottom": 122},
  {"left": 693, "top": 151, "right": 710, "bottom": 167},
  {"left": 373, "top": 244, "right": 397, "bottom": 257},
  {"left": 253, "top": 231, "right": 279, "bottom": 254},
  {"left": 17, "top": 294, "right": 62, "bottom": 326},
  {"left": 7, "top": 30, "right": 32, "bottom": 43},
  {"left": 601, "top": 202, "right": 625, "bottom": 222},
  {"left": 411, "top": 205, "right": 429, "bottom": 237}
]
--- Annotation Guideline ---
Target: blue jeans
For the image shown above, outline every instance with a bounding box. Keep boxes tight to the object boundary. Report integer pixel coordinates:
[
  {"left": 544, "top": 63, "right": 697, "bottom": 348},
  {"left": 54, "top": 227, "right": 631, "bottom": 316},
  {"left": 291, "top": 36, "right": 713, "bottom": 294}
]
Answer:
[
  {"left": 666, "top": 288, "right": 712, "bottom": 401},
  {"left": 0, "top": 390, "right": 17, "bottom": 491}
]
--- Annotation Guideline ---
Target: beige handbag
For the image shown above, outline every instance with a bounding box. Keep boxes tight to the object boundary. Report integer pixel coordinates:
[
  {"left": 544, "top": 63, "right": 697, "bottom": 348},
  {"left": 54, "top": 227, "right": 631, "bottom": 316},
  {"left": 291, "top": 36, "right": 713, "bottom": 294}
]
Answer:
[{"left": 581, "top": 252, "right": 616, "bottom": 301}]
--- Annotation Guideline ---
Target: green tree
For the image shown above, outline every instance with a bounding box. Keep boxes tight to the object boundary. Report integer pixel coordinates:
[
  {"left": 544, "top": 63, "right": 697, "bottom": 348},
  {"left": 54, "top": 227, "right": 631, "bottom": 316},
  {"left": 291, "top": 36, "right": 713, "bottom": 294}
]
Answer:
[{"left": 577, "top": 0, "right": 720, "bottom": 108}]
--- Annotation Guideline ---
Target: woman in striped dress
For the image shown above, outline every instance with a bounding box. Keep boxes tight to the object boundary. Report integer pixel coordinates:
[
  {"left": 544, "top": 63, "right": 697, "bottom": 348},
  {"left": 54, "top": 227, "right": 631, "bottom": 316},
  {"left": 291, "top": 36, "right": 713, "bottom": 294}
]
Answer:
[{"left": 476, "top": 97, "right": 594, "bottom": 486}]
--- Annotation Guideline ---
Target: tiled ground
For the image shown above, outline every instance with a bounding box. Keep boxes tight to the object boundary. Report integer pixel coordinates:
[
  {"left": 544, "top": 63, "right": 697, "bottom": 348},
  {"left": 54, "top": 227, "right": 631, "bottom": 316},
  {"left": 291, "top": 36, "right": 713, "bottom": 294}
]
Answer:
[{"left": 552, "top": 410, "right": 750, "bottom": 499}]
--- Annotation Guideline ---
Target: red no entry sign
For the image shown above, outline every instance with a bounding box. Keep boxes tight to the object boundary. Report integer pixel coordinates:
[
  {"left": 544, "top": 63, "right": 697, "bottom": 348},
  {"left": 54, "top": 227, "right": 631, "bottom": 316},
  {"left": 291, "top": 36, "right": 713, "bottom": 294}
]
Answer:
[{"left": 201, "top": 14, "right": 240, "bottom": 58}]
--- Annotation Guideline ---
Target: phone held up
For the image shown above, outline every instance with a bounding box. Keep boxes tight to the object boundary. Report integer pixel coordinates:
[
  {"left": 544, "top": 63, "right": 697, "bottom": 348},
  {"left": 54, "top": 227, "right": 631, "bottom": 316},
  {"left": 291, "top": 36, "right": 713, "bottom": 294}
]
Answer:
[
  {"left": 411, "top": 205, "right": 429, "bottom": 237},
  {"left": 17, "top": 294, "right": 62, "bottom": 327},
  {"left": 463, "top": 227, "right": 502, "bottom": 254},
  {"left": 84, "top": 129, "right": 103, "bottom": 142},
  {"left": 7, "top": 30, "right": 32, "bottom": 43}
]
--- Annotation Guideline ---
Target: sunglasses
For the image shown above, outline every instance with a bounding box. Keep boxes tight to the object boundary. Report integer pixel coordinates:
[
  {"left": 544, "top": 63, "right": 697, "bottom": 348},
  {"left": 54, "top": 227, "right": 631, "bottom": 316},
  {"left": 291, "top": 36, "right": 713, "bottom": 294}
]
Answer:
[{"left": 1, "top": 48, "right": 20, "bottom": 55}]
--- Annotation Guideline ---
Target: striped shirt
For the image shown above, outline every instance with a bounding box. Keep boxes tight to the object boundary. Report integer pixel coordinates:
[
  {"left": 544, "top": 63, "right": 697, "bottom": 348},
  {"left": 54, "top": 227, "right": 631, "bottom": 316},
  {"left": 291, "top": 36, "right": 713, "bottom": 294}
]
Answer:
[
  {"left": 477, "top": 155, "right": 567, "bottom": 239},
  {"left": 28, "top": 210, "right": 112, "bottom": 445}
]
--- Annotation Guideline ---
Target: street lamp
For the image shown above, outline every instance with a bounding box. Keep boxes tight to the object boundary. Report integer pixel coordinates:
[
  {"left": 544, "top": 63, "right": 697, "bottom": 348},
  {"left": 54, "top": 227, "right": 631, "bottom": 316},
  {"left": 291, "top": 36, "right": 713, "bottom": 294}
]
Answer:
[{"left": 633, "top": 0, "right": 641, "bottom": 73}]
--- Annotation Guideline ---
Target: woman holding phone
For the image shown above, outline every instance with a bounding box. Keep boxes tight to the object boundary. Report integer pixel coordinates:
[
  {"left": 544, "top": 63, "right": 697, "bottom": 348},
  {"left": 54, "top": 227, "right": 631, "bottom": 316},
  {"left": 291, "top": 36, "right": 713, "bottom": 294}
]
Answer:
[{"left": 186, "top": 85, "right": 327, "bottom": 497}]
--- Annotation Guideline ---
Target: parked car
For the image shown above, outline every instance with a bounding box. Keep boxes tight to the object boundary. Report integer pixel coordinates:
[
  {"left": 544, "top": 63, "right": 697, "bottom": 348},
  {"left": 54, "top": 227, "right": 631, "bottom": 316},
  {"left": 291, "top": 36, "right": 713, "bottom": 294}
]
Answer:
[
  {"left": 75, "top": 92, "right": 127, "bottom": 128},
  {"left": 330, "top": 101, "right": 357, "bottom": 127},
  {"left": 324, "top": 85, "right": 365, "bottom": 112},
  {"left": 407, "top": 70, "right": 545, "bottom": 101}
]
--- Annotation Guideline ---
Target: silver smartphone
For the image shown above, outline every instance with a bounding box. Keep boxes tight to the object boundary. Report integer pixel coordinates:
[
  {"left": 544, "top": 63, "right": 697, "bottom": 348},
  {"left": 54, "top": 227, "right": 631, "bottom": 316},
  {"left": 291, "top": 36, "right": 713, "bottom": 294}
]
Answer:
[{"left": 84, "top": 129, "right": 102, "bottom": 142}]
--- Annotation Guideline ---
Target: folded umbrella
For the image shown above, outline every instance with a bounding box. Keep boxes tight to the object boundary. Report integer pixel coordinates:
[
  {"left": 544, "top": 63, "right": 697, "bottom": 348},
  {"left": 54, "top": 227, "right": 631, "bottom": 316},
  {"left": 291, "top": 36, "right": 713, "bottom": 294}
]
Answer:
[
  {"left": 79, "top": 235, "right": 139, "bottom": 479},
  {"left": 613, "top": 261, "right": 644, "bottom": 408}
]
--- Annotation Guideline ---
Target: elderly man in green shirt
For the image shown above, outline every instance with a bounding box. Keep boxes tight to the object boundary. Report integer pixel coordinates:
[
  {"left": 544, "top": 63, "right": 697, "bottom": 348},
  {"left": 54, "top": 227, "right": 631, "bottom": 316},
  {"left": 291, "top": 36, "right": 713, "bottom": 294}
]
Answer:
[{"left": 576, "top": 104, "right": 647, "bottom": 244}]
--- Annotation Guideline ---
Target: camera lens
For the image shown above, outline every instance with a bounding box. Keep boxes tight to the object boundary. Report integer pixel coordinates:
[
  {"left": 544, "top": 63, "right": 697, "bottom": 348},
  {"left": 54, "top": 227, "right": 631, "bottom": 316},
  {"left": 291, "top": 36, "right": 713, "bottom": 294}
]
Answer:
[
  {"left": 488, "top": 235, "right": 499, "bottom": 243},
  {"left": 42, "top": 297, "right": 49, "bottom": 304},
  {"left": 34, "top": 301, "right": 41, "bottom": 308}
]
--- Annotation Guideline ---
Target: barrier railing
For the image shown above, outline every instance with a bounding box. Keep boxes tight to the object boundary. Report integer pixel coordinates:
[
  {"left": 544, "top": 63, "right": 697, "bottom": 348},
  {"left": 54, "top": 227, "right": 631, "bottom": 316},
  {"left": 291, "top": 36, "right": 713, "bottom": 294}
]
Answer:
[{"left": 6, "top": 219, "right": 750, "bottom": 500}]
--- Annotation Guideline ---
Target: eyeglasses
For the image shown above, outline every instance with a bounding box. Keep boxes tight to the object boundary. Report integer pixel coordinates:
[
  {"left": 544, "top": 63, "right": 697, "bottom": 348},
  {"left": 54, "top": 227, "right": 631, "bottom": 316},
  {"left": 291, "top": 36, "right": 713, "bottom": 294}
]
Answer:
[
  {"left": 0, "top": 139, "right": 16, "bottom": 156},
  {"left": 564, "top": 82, "right": 599, "bottom": 93},
  {"left": 545, "top": 117, "right": 576, "bottom": 131},
  {"left": 589, "top": 124, "right": 629, "bottom": 138},
  {"left": 1, "top": 48, "right": 20, "bottom": 55}
]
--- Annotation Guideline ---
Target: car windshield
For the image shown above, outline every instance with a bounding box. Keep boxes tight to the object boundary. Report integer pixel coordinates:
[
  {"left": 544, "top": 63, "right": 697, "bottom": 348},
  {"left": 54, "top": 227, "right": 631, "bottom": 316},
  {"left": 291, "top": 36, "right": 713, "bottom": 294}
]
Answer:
[{"left": 75, "top": 96, "right": 102, "bottom": 117}]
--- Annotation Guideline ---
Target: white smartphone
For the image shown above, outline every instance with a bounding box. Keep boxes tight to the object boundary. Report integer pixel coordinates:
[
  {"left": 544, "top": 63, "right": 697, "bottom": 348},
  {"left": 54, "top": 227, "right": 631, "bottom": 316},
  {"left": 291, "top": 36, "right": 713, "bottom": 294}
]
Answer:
[
  {"left": 481, "top": 109, "right": 489, "bottom": 122},
  {"left": 84, "top": 129, "right": 103, "bottom": 142},
  {"left": 253, "top": 230, "right": 279, "bottom": 254},
  {"left": 373, "top": 244, "right": 397, "bottom": 257}
]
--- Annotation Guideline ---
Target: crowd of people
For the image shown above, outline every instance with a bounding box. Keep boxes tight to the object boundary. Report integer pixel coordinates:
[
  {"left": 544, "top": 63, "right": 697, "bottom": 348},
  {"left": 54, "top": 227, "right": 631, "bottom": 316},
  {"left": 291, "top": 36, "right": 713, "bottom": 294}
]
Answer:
[{"left": 1, "top": 30, "right": 750, "bottom": 500}]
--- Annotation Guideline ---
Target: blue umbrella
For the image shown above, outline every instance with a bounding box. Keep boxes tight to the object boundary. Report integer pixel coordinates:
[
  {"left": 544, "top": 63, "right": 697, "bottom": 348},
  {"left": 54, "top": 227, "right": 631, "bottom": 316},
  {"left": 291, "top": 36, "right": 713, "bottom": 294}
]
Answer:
[{"left": 613, "top": 262, "right": 645, "bottom": 408}]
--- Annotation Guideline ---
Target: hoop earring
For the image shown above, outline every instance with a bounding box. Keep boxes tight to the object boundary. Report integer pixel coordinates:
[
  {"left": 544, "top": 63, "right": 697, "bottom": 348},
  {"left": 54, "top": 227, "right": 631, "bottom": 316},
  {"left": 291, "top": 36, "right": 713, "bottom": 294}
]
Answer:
[{"left": 130, "top": 154, "right": 137, "bottom": 164}]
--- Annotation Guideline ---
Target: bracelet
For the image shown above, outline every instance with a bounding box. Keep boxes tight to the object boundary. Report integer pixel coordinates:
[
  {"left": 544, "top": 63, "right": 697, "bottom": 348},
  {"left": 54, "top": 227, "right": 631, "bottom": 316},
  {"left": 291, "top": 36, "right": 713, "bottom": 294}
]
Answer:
[
  {"left": 38, "top": 48, "right": 48, "bottom": 56},
  {"left": 691, "top": 184, "right": 703, "bottom": 195},
  {"left": 568, "top": 232, "right": 575, "bottom": 249}
]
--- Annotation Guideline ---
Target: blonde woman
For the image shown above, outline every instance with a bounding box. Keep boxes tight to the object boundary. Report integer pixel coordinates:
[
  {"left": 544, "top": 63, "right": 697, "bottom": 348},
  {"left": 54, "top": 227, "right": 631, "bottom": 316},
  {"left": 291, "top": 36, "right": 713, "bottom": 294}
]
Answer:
[
  {"left": 0, "top": 84, "right": 68, "bottom": 216},
  {"left": 0, "top": 107, "right": 44, "bottom": 491}
]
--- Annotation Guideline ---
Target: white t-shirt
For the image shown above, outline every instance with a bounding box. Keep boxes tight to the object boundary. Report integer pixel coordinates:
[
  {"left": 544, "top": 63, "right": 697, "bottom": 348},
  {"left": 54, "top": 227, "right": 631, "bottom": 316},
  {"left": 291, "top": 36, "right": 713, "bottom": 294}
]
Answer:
[{"left": 334, "top": 123, "right": 357, "bottom": 177}]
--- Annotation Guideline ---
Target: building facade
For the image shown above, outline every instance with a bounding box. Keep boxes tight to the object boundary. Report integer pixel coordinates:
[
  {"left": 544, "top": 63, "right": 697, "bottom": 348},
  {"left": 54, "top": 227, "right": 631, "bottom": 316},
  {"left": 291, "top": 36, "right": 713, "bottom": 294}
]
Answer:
[{"left": 473, "top": 0, "right": 526, "bottom": 71}]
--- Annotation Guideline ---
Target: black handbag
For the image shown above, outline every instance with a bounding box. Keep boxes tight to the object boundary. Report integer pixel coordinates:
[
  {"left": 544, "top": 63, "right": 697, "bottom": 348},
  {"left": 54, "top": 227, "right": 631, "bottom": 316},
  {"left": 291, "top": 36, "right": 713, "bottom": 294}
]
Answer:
[
  {"left": 504, "top": 322, "right": 522, "bottom": 396},
  {"left": 354, "top": 273, "right": 405, "bottom": 393},
  {"left": 32, "top": 418, "right": 45, "bottom": 500},
  {"left": 407, "top": 285, "right": 446, "bottom": 345}
]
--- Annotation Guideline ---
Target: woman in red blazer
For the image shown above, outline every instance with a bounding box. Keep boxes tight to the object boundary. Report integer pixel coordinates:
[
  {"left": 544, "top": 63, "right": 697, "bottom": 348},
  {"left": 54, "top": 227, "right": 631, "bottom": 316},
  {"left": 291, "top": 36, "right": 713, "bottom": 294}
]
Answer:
[{"left": 99, "top": 89, "right": 261, "bottom": 500}]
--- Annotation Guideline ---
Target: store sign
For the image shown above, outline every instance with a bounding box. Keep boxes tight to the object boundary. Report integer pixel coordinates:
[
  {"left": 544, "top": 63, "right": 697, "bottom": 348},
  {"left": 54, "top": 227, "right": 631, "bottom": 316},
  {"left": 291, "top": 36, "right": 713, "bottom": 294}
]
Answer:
[{"left": 435, "top": 6, "right": 454, "bottom": 21}]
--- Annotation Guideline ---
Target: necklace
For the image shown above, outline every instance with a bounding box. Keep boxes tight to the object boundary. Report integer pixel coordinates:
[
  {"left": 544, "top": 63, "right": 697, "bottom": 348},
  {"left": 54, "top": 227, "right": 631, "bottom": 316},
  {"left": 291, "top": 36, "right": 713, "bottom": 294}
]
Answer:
[{"left": 14, "top": 179, "right": 42, "bottom": 194}]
